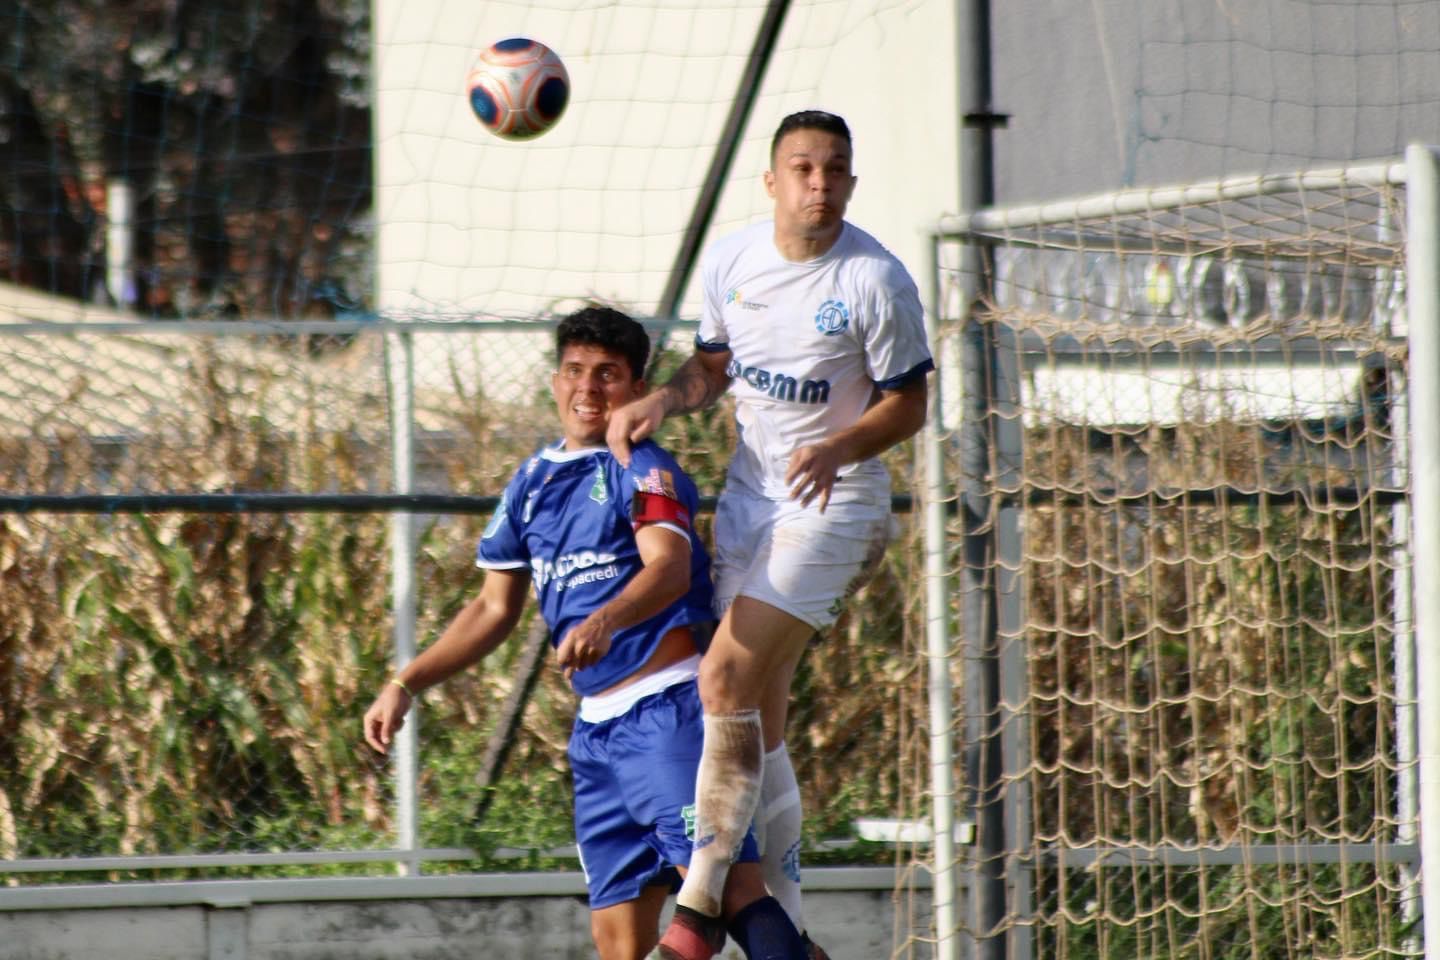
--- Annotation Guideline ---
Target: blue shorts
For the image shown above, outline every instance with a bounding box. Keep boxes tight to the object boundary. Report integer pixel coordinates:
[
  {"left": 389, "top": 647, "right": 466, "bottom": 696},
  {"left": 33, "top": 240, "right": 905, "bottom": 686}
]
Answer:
[{"left": 569, "top": 678, "right": 760, "bottom": 909}]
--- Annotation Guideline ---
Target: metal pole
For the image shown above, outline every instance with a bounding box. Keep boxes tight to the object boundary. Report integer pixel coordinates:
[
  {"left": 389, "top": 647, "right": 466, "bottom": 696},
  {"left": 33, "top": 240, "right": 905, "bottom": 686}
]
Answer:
[
  {"left": 992, "top": 319, "right": 1031, "bottom": 960},
  {"left": 654, "top": 0, "right": 791, "bottom": 328},
  {"left": 924, "top": 234, "right": 959, "bottom": 960},
  {"left": 1375, "top": 200, "right": 1421, "bottom": 947},
  {"left": 956, "top": 0, "right": 1012, "bottom": 954},
  {"left": 1403, "top": 142, "right": 1440, "bottom": 957},
  {"left": 959, "top": 315, "right": 1004, "bottom": 960},
  {"left": 386, "top": 330, "right": 420, "bottom": 875},
  {"left": 1391, "top": 362, "right": 1421, "bottom": 947},
  {"left": 105, "top": 179, "right": 136, "bottom": 307}
]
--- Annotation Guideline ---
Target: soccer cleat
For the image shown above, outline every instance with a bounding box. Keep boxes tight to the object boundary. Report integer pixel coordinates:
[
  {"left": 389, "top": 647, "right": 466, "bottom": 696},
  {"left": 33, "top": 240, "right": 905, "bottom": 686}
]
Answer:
[
  {"left": 652, "top": 905, "right": 727, "bottom": 960},
  {"left": 803, "top": 932, "right": 832, "bottom": 960}
]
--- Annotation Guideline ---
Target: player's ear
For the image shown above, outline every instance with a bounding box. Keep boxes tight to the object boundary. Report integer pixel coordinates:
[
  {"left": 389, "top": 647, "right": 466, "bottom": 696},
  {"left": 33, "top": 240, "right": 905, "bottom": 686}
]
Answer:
[{"left": 763, "top": 168, "right": 776, "bottom": 198}]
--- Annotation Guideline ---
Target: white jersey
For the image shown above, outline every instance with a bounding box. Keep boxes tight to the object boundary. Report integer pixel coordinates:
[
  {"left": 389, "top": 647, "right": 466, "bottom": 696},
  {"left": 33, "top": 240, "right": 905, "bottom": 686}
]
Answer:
[{"left": 697, "top": 220, "right": 934, "bottom": 502}]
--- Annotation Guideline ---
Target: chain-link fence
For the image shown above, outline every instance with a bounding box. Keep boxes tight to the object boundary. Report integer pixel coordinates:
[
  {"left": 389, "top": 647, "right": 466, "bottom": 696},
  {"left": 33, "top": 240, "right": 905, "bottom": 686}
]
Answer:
[{"left": 0, "top": 307, "right": 926, "bottom": 885}]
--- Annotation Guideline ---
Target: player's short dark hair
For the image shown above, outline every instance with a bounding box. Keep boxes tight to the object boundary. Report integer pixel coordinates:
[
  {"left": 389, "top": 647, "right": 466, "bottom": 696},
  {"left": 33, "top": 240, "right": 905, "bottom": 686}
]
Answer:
[
  {"left": 770, "top": 110, "right": 852, "bottom": 163},
  {"left": 556, "top": 306, "right": 650, "bottom": 380}
]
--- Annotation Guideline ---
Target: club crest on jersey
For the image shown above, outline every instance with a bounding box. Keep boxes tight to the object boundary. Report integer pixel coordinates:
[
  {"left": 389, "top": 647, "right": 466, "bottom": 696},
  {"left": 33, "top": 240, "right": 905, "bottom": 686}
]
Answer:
[
  {"left": 482, "top": 491, "right": 508, "bottom": 540},
  {"left": 814, "top": 298, "right": 850, "bottom": 335},
  {"left": 589, "top": 463, "right": 608, "bottom": 503}
]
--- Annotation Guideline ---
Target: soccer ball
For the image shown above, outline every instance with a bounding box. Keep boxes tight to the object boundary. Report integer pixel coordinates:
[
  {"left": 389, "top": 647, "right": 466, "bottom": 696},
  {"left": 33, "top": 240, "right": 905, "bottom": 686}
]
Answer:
[{"left": 466, "top": 38, "right": 570, "bottom": 140}]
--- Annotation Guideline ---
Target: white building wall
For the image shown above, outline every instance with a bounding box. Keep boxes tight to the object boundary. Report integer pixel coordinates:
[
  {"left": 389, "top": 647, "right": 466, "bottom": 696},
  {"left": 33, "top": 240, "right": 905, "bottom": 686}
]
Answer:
[{"left": 373, "top": 0, "right": 962, "bottom": 398}]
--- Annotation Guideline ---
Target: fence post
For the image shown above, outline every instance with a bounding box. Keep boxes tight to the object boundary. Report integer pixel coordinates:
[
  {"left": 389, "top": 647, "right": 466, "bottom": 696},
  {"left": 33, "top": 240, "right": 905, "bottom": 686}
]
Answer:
[
  {"left": 957, "top": 278, "right": 1005, "bottom": 960},
  {"left": 385, "top": 328, "right": 420, "bottom": 875},
  {"left": 1403, "top": 142, "right": 1440, "bottom": 956}
]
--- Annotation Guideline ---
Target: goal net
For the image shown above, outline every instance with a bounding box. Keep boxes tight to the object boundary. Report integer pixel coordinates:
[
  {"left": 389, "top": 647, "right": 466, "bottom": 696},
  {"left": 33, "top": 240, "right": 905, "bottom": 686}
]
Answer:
[{"left": 920, "top": 159, "right": 1418, "bottom": 959}]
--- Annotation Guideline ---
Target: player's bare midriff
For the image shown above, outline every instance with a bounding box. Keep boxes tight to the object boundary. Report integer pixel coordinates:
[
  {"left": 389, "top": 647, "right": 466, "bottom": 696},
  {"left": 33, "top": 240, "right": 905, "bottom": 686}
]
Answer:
[{"left": 595, "top": 624, "right": 699, "bottom": 696}]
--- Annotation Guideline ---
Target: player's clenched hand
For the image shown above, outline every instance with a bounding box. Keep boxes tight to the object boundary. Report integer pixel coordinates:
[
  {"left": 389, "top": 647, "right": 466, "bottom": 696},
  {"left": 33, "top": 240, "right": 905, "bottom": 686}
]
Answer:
[
  {"left": 555, "top": 611, "right": 614, "bottom": 680},
  {"left": 785, "top": 442, "right": 844, "bottom": 513},
  {"left": 363, "top": 684, "right": 412, "bottom": 754},
  {"left": 606, "top": 394, "right": 667, "bottom": 467}
]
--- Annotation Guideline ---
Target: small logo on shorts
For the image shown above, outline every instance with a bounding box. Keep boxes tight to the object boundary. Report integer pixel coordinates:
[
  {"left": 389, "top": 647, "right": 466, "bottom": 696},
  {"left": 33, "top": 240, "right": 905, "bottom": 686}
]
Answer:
[
  {"left": 682, "top": 803, "right": 697, "bottom": 841},
  {"left": 814, "top": 299, "right": 849, "bottom": 335}
]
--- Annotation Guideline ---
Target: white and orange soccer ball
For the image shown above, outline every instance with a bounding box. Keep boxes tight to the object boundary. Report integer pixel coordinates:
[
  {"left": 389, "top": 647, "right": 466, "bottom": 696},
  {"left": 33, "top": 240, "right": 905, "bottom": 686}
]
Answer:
[{"left": 466, "top": 38, "right": 570, "bottom": 140}]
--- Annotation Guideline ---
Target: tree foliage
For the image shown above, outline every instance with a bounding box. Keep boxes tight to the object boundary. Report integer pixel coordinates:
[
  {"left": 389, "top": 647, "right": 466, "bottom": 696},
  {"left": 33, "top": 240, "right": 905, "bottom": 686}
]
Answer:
[{"left": 0, "top": 0, "right": 372, "bottom": 316}]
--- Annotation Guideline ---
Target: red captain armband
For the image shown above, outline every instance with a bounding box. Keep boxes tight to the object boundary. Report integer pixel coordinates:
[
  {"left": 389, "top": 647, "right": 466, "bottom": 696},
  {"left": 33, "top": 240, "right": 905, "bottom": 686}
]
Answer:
[{"left": 630, "top": 491, "right": 692, "bottom": 531}]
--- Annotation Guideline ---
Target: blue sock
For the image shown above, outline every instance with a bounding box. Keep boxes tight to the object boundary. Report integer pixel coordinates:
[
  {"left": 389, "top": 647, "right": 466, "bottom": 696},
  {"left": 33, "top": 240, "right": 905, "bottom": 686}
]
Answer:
[{"left": 725, "top": 895, "right": 807, "bottom": 960}]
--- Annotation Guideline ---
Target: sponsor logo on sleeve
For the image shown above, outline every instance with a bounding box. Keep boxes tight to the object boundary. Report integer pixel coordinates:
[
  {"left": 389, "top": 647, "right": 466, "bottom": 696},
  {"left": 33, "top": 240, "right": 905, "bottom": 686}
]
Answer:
[{"left": 636, "top": 467, "right": 678, "bottom": 499}]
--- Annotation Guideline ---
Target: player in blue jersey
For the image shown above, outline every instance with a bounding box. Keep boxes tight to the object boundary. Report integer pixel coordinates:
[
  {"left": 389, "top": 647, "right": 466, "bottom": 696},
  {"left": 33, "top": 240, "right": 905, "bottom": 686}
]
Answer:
[
  {"left": 608, "top": 111, "right": 933, "bottom": 960},
  {"left": 362, "top": 307, "right": 808, "bottom": 960}
]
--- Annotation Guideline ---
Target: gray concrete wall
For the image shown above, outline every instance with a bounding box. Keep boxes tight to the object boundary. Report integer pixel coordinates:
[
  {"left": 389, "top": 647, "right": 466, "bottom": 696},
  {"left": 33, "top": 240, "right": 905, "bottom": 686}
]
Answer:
[
  {"left": 992, "top": 0, "right": 1440, "bottom": 202},
  {"left": 0, "top": 883, "right": 931, "bottom": 960}
]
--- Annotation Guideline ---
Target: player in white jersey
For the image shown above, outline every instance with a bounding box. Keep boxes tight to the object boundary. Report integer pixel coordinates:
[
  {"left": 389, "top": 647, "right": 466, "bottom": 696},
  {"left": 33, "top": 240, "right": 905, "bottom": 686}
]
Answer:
[
  {"left": 364, "top": 308, "right": 809, "bottom": 960},
  {"left": 609, "top": 111, "right": 933, "bottom": 960},
  {"left": 699, "top": 218, "right": 931, "bottom": 505}
]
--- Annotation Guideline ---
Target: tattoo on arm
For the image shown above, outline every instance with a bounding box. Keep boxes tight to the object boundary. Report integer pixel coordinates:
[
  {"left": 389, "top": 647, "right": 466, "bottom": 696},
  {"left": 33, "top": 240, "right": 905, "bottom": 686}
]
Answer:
[{"left": 663, "top": 355, "right": 729, "bottom": 414}]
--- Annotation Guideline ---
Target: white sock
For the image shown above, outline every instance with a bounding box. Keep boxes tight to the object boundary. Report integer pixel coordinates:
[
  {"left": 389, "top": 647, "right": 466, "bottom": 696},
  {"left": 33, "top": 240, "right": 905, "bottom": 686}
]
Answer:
[
  {"left": 758, "top": 741, "right": 805, "bottom": 931},
  {"left": 676, "top": 710, "right": 765, "bottom": 918}
]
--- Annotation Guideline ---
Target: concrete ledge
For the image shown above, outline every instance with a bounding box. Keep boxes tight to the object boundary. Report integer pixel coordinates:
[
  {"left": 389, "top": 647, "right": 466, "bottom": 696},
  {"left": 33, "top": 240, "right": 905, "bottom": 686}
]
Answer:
[
  {"left": 0, "top": 866, "right": 923, "bottom": 911},
  {"left": 0, "top": 880, "right": 935, "bottom": 960}
]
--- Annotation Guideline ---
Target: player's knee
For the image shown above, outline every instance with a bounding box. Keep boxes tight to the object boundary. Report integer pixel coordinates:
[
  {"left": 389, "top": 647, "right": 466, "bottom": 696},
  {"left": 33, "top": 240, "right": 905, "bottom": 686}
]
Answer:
[
  {"left": 696, "top": 652, "right": 751, "bottom": 711},
  {"left": 589, "top": 914, "right": 653, "bottom": 960}
]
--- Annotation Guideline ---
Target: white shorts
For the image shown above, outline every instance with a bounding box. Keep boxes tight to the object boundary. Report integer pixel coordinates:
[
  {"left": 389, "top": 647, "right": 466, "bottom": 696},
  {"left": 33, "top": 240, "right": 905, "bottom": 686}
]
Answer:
[{"left": 712, "top": 487, "right": 894, "bottom": 631}]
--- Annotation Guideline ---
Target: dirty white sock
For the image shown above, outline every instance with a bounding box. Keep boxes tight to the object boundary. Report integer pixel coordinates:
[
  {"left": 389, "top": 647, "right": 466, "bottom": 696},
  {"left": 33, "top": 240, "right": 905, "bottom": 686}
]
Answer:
[{"left": 675, "top": 710, "right": 764, "bottom": 917}]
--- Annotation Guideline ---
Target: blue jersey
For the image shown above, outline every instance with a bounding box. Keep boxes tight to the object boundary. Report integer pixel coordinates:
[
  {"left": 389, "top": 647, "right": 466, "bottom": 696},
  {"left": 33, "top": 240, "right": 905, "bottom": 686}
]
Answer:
[{"left": 476, "top": 439, "right": 714, "bottom": 696}]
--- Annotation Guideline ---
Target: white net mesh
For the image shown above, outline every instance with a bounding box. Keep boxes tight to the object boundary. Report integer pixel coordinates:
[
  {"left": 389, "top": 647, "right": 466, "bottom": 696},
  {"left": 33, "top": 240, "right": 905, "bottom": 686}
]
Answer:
[{"left": 914, "top": 161, "right": 1417, "bottom": 959}]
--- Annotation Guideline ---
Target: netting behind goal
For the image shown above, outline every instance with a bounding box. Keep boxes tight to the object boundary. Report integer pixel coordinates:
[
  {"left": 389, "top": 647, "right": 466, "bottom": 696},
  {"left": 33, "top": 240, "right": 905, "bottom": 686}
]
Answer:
[{"left": 914, "top": 162, "right": 1418, "bottom": 959}]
